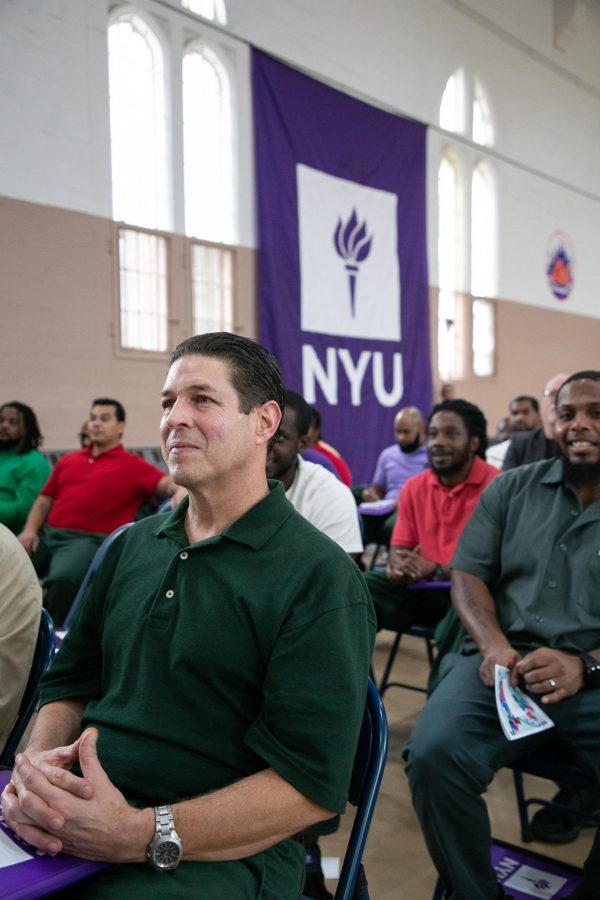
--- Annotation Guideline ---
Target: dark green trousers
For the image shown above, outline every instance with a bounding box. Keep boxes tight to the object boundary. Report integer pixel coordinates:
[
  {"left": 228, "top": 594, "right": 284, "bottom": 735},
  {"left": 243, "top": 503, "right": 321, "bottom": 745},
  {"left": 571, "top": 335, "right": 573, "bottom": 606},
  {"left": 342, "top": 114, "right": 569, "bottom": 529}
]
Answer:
[
  {"left": 404, "top": 652, "right": 600, "bottom": 900},
  {"left": 363, "top": 571, "right": 449, "bottom": 633},
  {"left": 32, "top": 526, "right": 106, "bottom": 626}
]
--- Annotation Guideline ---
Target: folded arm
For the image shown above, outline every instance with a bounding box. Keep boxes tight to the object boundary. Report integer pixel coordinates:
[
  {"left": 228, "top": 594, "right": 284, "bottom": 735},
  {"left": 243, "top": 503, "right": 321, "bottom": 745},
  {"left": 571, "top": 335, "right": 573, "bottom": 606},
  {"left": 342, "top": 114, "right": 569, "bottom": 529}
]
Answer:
[
  {"left": 387, "top": 544, "right": 439, "bottom": 585},
  {"left": 3, "top": 703, "right": 334, "bottom": 864}
]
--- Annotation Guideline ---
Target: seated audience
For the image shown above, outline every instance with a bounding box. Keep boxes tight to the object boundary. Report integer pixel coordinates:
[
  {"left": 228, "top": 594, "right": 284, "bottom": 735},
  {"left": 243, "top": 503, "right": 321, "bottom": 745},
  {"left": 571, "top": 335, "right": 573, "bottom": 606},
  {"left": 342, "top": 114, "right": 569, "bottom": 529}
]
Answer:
[
  {"left": 503, "top": 372, "right": 567, "bottom": 470},
  {"left": 0, "top": 523, "right": 43, "bottom": 757},
  {"left": 364, "top": 400, "right": 498, "bottom": 685},
  {"left": 306, "top": 407, "right": 352, "bottom": 487},
  {"left": 486, "top": 394, "right": 541, "bottom": 470},
  {"left": 404, "top": 371, "right": 600, "bottom": 900},
  {"left": 0, "top": 402, "right": 51, "bottom": 534},
  {"left": 2, "top": 333, "right": 375, "bottom": 900},
  {"left": 266, "top": 390, "right": 362, "bottom": 557},
  {"left": 19, "top": 397, "right": 173, "bottom": 627},
  {"left": 359, "top": 406, "right": 428, "bottom": 547}
]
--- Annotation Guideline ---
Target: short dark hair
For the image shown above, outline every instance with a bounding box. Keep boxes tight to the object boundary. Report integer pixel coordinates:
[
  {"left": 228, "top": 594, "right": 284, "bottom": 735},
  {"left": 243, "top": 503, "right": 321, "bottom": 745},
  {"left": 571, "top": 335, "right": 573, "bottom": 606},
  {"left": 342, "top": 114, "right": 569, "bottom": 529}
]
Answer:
[
  {"left": 168, "top": 333, "right": 285, "bottom": 414},
  {"left": 0, "top": 402, "right": 43, "bottom": 453},
  {"left": 427, "top": 399, "right": 488, "bottom": 459},
  {"left": 511, "top": 395, "right": 539, "bottom": 413},
  {"left": 555, "top": 370, "right": 600, "bottom": 405},
  {"left": 283, "top": 390, "right": 313, "bottom": 438},
  {"left": 91, "top": 398, "right": 126, "bottom": 422}
]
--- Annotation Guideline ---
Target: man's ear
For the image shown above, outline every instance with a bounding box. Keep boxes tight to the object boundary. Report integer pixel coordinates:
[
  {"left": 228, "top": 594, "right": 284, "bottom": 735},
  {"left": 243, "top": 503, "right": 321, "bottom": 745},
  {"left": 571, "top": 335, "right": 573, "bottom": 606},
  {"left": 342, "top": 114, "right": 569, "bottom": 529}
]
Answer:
[
  {"left": 255, "top": 401, "right": 282, "bottom": 446},
  {"left": 469, "top": 435, "right": 480, "bottom": 455}
]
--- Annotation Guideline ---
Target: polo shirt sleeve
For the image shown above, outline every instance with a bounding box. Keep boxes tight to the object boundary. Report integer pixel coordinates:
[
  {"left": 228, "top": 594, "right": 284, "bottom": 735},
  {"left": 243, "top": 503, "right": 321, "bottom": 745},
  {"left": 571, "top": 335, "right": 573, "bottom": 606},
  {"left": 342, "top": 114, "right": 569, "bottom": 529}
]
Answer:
[
  {"left": 451, "top": 477, "right": 504, "bottom": 584},
  {"left": 130, "top": 456, "right": 166, "bottom": 495},
  {"left": 40, "top": 459, "right": 61, "bottom": 498},
  {"left": 0, "top": 454, "right": 51, "bottom": 531},
  {"left": 243, "top": 564, "right": 376, "bottom": 814},
  {"left": 390, "top": 477, "right": 418, "bottom": 547}
]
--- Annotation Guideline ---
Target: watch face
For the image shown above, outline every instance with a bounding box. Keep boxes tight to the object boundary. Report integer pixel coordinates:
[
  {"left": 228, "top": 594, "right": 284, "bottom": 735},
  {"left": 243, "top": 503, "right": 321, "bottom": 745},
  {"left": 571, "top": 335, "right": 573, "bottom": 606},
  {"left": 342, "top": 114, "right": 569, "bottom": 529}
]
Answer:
[{"left": 154, "top": 839, "right": 182, "bottom": 869}]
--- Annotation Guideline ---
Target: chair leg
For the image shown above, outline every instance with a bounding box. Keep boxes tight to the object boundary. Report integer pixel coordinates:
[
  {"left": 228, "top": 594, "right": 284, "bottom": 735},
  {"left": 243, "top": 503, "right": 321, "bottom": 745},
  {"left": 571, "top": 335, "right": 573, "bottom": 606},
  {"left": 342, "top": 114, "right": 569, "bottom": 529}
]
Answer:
[
  {"left": 378, "top": 632, "right": 402, "bottom": 696},
  {"left": 512, "top": 769, "right": 533, "bottom": 842}
]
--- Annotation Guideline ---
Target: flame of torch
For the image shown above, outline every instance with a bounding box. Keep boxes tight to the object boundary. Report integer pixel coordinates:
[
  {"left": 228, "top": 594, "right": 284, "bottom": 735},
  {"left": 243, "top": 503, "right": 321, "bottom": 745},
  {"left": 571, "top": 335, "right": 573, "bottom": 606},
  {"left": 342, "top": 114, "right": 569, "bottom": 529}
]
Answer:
[{"left": 333, "top": 209, "right": 373, "bottom": 316}]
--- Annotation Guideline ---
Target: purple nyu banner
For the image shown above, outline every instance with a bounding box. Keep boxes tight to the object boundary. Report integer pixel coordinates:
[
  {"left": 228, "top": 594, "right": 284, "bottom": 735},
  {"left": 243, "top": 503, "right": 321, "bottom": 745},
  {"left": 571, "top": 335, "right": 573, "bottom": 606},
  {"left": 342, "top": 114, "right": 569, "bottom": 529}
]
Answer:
[{"left": 252, "top": 49, "right": 432, "bottom": 483}]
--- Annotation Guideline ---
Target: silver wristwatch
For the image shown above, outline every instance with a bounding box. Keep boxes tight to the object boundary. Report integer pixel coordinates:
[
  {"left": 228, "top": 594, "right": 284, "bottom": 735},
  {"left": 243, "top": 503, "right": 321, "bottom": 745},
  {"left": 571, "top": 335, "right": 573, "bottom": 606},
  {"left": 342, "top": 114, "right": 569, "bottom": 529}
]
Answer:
[{"left": 147, "top": 804, "right": 183, "bottom": 871}]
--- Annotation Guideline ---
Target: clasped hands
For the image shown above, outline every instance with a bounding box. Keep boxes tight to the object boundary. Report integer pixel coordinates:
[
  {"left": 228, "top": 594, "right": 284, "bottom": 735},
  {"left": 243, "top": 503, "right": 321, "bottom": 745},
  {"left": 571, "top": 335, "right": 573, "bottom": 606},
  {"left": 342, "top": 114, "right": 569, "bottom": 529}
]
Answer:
[
  {"left": 386, "top": 545, "right": 437, "bottom": 585},
  {"left": 1, "top": 728, "right": 152, "bottom": 862},
  {"left": 479, "top": 643, "right": 585, "bottom": 704}
]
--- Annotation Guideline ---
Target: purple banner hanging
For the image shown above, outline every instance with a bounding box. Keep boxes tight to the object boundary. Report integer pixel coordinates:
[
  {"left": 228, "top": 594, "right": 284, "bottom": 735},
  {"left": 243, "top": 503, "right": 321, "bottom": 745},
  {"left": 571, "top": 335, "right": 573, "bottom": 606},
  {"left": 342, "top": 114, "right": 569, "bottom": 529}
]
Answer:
[{"left": 252, "top": 49, "right": 432, "bottom": 483}]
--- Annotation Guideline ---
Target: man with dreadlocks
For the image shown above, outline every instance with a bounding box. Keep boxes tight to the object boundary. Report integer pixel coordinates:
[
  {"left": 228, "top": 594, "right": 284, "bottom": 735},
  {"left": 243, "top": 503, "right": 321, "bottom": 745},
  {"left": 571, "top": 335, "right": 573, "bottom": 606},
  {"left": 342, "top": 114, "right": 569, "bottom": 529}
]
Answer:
[
  {"left": 0, "top": 402, "right": 51, "bottom": 534},
  {"left": 364, "top": 398, "right": 498, "bottom": 642},
  {"left": 405, "top": 371, "right": 600, "bottom": 900}
]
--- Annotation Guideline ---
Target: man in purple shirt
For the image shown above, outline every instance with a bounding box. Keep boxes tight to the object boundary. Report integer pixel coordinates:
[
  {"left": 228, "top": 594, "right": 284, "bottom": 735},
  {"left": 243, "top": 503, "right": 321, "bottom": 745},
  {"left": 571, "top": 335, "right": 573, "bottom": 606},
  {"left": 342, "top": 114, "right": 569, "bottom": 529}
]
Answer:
[{"left": 360, "top": 407, "right": 428, "bottom": 547}]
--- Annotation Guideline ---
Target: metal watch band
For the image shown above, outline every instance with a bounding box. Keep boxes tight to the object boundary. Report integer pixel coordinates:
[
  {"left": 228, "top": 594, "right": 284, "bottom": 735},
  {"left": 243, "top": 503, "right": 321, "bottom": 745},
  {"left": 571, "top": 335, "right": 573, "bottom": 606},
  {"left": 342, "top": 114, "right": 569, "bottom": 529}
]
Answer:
[{"left": 155, "top": 804, "right": 175, "bottom": 836}]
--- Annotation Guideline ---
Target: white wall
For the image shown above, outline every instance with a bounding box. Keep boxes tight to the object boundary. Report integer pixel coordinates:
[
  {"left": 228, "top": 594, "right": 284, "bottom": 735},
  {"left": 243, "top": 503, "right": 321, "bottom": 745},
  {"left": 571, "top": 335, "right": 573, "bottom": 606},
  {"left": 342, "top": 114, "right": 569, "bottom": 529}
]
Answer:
[{"left": 1, "top": 0, "right": 599, "bottom": 311}]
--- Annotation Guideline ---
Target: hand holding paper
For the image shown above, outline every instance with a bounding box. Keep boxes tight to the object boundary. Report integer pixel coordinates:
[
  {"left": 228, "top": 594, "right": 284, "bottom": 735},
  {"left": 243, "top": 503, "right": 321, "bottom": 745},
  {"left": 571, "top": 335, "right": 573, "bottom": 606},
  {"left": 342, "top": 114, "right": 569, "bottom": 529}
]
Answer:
[{"left": 494, "top": 665, "right": 554, "bottom": 741}]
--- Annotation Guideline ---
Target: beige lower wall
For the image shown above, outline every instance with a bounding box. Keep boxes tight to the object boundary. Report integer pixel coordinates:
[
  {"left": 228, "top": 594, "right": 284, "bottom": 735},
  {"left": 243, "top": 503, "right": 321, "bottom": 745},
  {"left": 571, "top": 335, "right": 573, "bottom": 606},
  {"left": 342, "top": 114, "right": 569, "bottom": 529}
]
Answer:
[
  {"left": 1, "top": 197, "right": 257, "bottom": 450},
  {"left": 429, "top": 287, "right": 600, "bottom": 434},
  {"left": 2, "top": 196, "right": 598, "bottom": 449}
]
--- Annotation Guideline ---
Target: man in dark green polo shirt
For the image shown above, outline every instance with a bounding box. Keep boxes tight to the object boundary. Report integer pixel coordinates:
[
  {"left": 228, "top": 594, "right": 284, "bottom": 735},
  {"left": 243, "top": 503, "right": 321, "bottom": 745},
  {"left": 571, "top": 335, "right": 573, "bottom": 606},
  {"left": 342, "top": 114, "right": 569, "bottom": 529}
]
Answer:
[
  {"left": 404, "top": 370, "right": 600, "bottom": 900},
  {"left": 2, "top": 333, "right": 375, "bottom": 899}
]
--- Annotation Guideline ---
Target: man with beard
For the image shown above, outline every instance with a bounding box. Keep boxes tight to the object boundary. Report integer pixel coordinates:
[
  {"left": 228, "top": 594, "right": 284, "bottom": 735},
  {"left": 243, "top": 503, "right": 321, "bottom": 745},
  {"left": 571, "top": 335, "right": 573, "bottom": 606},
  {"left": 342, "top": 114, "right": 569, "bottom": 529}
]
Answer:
[
  {"left": 0, "top": 402, "right": 51, "bottom": 534},
  {"left": 364, "top": 399, "right": 498, "bottom": 636},
  {"left": 359, "top": 407, "right": 428, "bottom": 547},
  {"left": 404, "top": 371, "right": 600, "bottom": 900}
]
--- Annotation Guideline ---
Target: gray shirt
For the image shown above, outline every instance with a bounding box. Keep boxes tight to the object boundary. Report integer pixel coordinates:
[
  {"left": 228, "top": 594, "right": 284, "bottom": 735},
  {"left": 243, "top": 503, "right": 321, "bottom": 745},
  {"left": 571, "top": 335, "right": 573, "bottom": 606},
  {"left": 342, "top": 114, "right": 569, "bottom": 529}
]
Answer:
[{"left": 452, "top": 458, "right": 600, "bottom": 653}]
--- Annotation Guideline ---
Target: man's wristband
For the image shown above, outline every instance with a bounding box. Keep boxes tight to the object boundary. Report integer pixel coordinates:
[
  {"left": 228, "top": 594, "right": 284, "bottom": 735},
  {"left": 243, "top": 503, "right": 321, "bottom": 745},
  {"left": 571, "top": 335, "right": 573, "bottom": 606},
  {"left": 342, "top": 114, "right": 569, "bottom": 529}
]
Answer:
[{"left": 578, "top": 652, "right": 600, "bottom": 690}]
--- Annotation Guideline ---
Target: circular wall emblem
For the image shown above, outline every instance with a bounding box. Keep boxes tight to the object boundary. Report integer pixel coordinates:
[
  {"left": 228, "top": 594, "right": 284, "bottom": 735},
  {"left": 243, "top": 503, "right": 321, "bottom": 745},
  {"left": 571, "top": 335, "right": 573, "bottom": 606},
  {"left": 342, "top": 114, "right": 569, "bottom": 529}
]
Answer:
[{"left": 545, "top": 231, "right": 574, "bottom": 301}]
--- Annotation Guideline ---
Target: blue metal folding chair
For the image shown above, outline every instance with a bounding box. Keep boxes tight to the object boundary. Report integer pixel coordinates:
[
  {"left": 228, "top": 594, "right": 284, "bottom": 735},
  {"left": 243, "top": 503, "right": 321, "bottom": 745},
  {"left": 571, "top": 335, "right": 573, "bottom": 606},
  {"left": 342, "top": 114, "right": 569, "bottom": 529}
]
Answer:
[
  {"left": 1, "top": 608, "right": 56, "bottom": 767},
  {"left": 63, "top": 522, "right": 134, "bottom": 630},
  {"left": 334, "top": 677, "right": 389, "bottom": 900}
]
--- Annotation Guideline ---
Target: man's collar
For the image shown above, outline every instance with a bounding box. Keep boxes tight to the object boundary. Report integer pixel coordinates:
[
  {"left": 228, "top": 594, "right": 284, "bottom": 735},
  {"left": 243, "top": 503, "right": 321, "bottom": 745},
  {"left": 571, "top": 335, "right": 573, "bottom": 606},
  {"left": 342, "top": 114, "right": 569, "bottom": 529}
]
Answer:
[
  {"left": 84, "top": 443, "right": 125, "bottom": 459},
  {"left": 540, "top": 457, "right": 565, "bottom": 485},
  {"left": 154, "top": 480, "right": 294, "bottom": 549},
  {"left": 432, "top": 455, "right": 489, "bottom": 490}
]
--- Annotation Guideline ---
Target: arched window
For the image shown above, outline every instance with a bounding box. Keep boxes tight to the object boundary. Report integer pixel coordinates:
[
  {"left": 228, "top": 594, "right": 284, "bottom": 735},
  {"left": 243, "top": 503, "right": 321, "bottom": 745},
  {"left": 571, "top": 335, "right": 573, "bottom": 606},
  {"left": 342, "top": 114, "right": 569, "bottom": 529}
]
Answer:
[
  {"left": 437, "top": 155, "right": 462, "bottom": 382},
  {"left": 471, "top": 162, "right": 497, "bottom": 298},
  {"left": 108, "top": 14, "right": 169, "bottom": 230},
  {"left": 182, "top": 45, "right": 234, "bottom": 243},
  {"left": 472, "top": 78, "right": 494, "bottom": 146},
  {"left": 439, "top": 70, "right": 466, "bottom": 136},
  {"left": 182, "top": 0, "right": 227, "bottom": 24},
  {"left": 438, "top": 73, "right": 497, "bottom": 379}
]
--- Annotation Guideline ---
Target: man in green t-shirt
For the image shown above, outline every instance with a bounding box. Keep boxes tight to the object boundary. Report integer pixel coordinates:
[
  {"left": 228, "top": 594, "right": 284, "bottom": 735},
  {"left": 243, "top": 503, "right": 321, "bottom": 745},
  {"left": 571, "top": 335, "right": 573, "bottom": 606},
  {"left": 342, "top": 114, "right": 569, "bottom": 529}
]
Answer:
[
  {"left": 0, "top": 401, "right": 51, "bottom": 534},
  {"left": 2, "top": 333, "right": 375, "bottom": 900}
]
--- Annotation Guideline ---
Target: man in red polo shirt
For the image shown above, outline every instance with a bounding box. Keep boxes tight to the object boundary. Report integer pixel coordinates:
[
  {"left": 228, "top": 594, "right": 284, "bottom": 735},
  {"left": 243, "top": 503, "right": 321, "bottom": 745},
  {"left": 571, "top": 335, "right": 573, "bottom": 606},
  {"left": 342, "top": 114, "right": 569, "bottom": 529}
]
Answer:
[
  {"left": 19, "top": 397, "right": 173, "bottom": 626},
  {"left": 364, "top": 399, "right": 498, "bottom": 652}
]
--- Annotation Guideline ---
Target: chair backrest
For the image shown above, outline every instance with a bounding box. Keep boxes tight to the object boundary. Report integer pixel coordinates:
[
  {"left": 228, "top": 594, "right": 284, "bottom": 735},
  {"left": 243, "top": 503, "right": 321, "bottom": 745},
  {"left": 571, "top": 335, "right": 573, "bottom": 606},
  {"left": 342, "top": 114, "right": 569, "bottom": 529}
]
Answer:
[
  {"left": 335, "top": 678, "right": 389, "bottom": 900},
  {"left": 63, "top": 522, "right": 134, "bottom": 630},
  {"left": 0, "top": 608, "right": 56, "bottom": 766}
]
